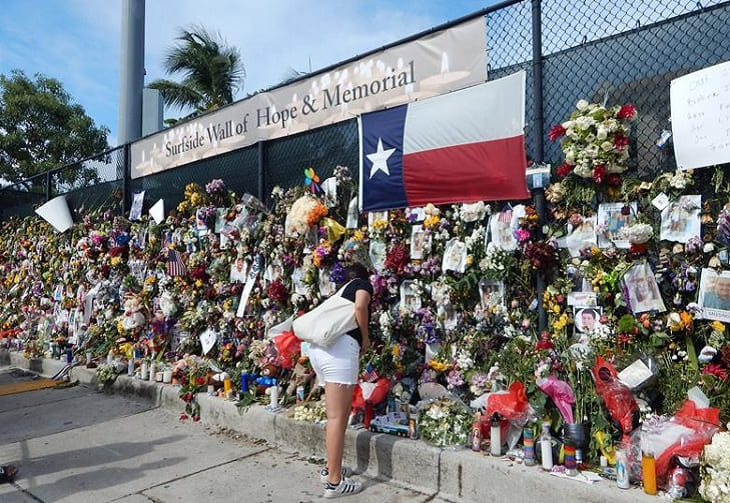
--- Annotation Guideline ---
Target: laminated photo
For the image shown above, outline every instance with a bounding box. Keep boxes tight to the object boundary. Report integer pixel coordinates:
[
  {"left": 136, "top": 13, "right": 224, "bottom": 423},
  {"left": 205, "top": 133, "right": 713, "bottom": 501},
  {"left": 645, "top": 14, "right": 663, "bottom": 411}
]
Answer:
[
  {"left": 597, "top": 202, "right": 637, "bottom": 249},
  {"left": 369, "top": 240, "right": 387, "bottom": 272},
  {"left": 488, "top": 211, "right": 518, "bottom": 251},
  {"left": 565, "top": 216, "right": 597, "bottom": 257},
  {"left": 698, "top": 268, "right": 730, "bottom": 322},
  {"left": 660, "top": 195, "right": 701, "bottom": 243},
  {"left": 442, "top": 239, "right": 467, "bottom": 273},
  {"left": 291, "top": 267, "right": 309, "bottom": 295},
  {"left": 574, "top": 307, "right": 603, "bottom": 335},
  {"left": 229, "top": 257, "right": 249, "bottom": 283},
  {"left": 622, "top": 262, "right": 666, "bottom": 314},
  {"left": 318, "top": 268, "right": 336, "bottom": 296},
  {"left": 400, "top": 280, "right": 422, "bottom": 311},
  {"left": 478, "top": 279, "right": 504, "bottom": 308},
  {"left": 410, "top": 225, "right": 429, "bottom": 260}
]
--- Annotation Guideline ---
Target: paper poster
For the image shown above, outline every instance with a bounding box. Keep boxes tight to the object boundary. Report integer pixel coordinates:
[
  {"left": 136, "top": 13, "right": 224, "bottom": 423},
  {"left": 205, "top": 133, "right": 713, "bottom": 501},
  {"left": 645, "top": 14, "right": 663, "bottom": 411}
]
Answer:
[
  {"left": 129, "top": 191, "right": 145, "bottom": 221},
  {"left": 671, "top": 61, "right": 730, "bottom": 170},
  {"left": 698, "top": 268, "right": 730, "bottom": 322},
  {"left": 200, "top": 329, "right": 218, "bottom": 355}
]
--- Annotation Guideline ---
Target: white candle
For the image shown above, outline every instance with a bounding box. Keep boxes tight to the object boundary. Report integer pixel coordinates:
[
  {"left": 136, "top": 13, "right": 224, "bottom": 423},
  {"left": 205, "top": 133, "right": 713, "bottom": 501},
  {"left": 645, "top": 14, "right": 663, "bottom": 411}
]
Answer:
[
  {"left": 541, "top": 438, "right": 553, "bottom": 470},
  {"left": 163, "top": 369, "right": 172, "bottom": 383},
  {"left": 270, "top": 386, "right": 279, "bottom": 409},
  {"left": 140, "top": 361, "right": 148, "bottom": 380},
  {"left": 148, "top": 362, "right": 156, "bottom": 381}
]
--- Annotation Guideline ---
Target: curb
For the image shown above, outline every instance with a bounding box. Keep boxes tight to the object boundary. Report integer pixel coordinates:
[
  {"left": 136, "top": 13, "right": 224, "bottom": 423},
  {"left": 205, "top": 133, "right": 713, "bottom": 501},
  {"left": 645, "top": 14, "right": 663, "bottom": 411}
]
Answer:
[{"left": 2, "top": 353, "right": 658, "bottom": 502}]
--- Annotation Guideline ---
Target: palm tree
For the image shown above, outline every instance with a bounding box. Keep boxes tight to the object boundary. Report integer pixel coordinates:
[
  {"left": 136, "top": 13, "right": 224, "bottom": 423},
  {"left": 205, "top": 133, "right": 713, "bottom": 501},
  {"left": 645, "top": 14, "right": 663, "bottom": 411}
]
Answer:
[{"left": 148, "top": 26, "right": 245, "bottom": 122}]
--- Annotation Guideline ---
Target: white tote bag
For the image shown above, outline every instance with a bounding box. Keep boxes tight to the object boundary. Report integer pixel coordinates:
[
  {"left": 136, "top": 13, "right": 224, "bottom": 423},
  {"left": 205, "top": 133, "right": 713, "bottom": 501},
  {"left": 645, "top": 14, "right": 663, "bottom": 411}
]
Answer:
[{"left": 292, "top": 281, "right": 357, "bottom": 347}]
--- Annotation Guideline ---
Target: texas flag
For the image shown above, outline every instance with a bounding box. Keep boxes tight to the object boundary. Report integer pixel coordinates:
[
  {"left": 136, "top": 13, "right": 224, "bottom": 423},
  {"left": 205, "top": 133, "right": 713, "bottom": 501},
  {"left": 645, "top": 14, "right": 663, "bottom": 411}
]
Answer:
[{"left": 358, "top": 71, "right": 529, "bottom": 212}]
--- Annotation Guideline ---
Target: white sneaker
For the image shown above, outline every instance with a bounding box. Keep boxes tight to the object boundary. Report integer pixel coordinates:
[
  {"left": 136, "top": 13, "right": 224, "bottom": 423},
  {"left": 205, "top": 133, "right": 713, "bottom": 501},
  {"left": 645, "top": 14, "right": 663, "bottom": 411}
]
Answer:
[
  {"left": 320, "top": 466, "right": 353, "bottom": 484},
  {"left": 323, "top": 476, "right": 363, "bottom": 498}
]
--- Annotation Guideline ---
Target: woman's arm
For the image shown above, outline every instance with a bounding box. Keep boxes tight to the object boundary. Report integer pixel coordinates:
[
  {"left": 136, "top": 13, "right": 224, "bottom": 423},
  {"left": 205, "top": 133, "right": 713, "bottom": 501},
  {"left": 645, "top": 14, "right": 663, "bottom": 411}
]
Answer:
[{"left": 354, "top": 289, "right": 371, "bottom": 354}]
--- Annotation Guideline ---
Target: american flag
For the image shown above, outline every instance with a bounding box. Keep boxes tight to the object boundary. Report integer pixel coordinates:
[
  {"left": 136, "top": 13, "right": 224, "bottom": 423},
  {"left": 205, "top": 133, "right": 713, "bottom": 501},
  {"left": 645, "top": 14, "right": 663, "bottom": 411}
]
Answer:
[
  {"left": 361, "top": 363, "right": 379, "bottom": 383},
  {"left": 167, "top": 249, "right": 187, "bottom": 277},
  {"left": 498, "top": 208, "right": 513, "bottom": 223}
]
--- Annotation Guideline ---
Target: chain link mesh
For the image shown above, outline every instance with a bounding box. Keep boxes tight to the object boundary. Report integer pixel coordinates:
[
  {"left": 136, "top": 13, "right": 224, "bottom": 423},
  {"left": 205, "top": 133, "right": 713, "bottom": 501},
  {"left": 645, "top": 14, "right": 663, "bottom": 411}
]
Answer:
[{"left": 2, "top": 1, "right": 730, "bottom": 218}]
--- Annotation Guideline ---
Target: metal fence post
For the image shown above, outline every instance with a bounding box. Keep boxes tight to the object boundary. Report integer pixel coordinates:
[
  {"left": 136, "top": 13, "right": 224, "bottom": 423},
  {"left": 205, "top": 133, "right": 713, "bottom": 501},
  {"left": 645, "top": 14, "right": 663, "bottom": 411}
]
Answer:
[
  {"left": 45, "top": 171, "right": 52, "bottom": 202},
  {"left": 122, "top": 143, "right": 131, "bottom": 216},
  {"left": 257, "top": 141, "right": 266, "bottom": 204},
  {"left": 532, "top": 0, "right": 548, "bottom": 332}
]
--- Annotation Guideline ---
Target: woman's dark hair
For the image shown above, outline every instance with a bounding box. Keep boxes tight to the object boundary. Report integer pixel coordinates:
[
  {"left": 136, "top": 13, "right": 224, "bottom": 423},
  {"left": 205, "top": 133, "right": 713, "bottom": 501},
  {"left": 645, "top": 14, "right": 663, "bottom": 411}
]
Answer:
[{"left": 344, "top": 263, "right": 370, "bottom": 281}]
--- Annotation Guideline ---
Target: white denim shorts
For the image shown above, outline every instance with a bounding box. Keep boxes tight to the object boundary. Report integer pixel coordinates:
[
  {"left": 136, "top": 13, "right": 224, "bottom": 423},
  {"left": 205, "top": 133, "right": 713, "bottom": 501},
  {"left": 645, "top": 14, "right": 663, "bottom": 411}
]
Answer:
[{"left": 308, "top": 335, "right": 359, "bottom": 386}]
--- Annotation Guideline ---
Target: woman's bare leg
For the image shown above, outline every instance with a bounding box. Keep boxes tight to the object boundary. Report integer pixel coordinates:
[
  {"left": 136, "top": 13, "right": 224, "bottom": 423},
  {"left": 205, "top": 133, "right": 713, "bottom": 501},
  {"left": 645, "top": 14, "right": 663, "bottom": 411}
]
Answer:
[{"left": 324, "top": 382, "right": 355, "bottom": 484}]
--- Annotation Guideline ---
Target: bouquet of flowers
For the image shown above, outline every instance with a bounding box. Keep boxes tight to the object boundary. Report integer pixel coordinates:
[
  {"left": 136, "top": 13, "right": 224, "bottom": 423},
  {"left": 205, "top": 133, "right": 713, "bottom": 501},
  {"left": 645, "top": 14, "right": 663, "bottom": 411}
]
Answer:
[
  {"left": 700, "top": 424, "right": 730, "bottom": 503},
  {"left": 419, "top": 397, "right": 471, "bottom": 447},
  {"left": 549, "top": 100, "right": 636, "bottom": 183}
]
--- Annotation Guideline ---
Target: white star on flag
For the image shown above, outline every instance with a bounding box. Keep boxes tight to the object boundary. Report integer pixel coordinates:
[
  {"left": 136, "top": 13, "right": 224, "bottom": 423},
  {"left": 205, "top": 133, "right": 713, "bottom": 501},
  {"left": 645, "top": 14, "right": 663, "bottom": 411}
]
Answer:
[{"left": 367, "top": 138, "right": 395, "bottom": 179}]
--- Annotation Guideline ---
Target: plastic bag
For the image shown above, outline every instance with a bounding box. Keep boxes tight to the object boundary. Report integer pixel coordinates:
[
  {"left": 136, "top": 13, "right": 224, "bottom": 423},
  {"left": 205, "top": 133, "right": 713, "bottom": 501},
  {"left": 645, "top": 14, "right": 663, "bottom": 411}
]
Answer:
[
  {"left": 273, "top": 330, "right": 301, "bottom": 369},
  {"left": 638, "top": 400, "right": 721, "bottom": 481},
  {"left": 483, "top": 381, "right": 533, "bottom": 450},
  {"left": 592, "top": 356, "right": 638, "bottom": 434},
  {"left": 537, "top": 376, "right": 575, "bottom": 424}
]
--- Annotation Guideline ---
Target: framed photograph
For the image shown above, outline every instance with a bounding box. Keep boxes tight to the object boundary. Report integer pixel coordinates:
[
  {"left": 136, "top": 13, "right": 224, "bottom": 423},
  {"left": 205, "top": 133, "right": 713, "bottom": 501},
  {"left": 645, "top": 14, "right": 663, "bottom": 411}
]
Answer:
[
  {"left": 368, "top": 211, "right": 388, "bottom": 233},
  {"left": 597, "top": 202, "right": 637, "bottom": 249},
  {"left": 698, "top": 268, "right": 730, "bottom": 321},
  {"left": 574, "top": 307, "right": 603, "bottom": 334},
  {"left": 214, "top": 208, "right": 228, "bottom": 233},
  {"left": 369, "top": 240, "right": 387, "bottom": 272},
  {"left": 410, "top": 225, "right": 429, "bottom": 261},
  {"left": 442, "top": 239, "right": 467, "bottom": 273},
  {"left": 479, "top": 279, "right": 505, "bottom": 308},
  {"left": 622, "top": 262, "right": 666, "bottom": 314},
  {"left": 263, "top": 262, "right": 284, "bottom": 284},
  {"left": 318, "top": 268, "right": 336, "bottom": 296},
  {"left": 565, "top": 216, "right": 597, "bottom": 257},
  {"left": 660, "top": 195, "right": 701, "bottom": 243},
  {"left": 488, "top": 211, "right": 518, "bottom": 251},
  {"left": 400, "top": 280, "right": 422, "bottom": 311},
  {"left": 229, "top": 257, "right": 249, "bottom": 283},
  {"left": 195, "top": 208, "right": 209, "bottom": 236}
]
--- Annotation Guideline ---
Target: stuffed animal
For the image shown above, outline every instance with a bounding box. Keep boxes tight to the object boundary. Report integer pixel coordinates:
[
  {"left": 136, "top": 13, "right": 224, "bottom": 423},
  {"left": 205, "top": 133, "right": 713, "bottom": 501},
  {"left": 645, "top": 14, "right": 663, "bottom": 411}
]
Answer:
[{"left": 121, "top": 296, "right": 146, "bottom": 332}]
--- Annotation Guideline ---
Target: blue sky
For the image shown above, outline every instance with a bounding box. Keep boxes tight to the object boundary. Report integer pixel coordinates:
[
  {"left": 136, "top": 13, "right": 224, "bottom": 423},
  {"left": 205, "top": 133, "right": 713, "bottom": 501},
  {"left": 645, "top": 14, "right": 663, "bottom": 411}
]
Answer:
[{"left": 0, "top": 0, "right": 498, "bottom": 146}]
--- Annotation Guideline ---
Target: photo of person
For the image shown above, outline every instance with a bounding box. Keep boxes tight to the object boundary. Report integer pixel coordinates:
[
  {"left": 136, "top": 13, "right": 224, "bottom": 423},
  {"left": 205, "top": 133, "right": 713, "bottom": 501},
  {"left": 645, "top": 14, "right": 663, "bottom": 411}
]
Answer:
[
  {"left": 214, "top": 208, "right": 228, "bottom": 233},
  {"left": 479, "top": 279, "right": 505, "bottom": 308},
  {"left": 443, "top": 306, "right": 459, "bottom": 330},
  {"left": 400, "top": 280, "right": 421, "bottom": 311},
  {"left": 195, "top": 208, "right": 209, "bottom": 236},
  {"left": 229, "top": 257, "right": 248, "bottom": 283},
  {"left": 622, "top": 262, "right": 666, "bottom": 314},
  {"left": 597, "top": 202, "right": 636, "bottom": 249},
  {"left": 410, "top": 225, "right": 429, "bottom": 260},
  {"left": 368, "top": 211, "right": 388, "bottom": 233},
  {"left": 318, "top": 268, "right": 336, "bottom": 296},
  {"left": 489, "top": 211, "right": 518, "bottom": 251},
  {"left": 263, "top": 262, "right": 283, "bottom": 284},
  {"left": 565, "top": 216, "right": 597, "bottom": 257},
  {"left": 660, "top": 195, "right": 701, "bottom": 243},
  {"left": 369, "top": 240, "right": 387, "bottom": 272},
  {"left": 291, "top": 267, "right": 309, "bottom": 295},
  {"left": 442, "top": 239, "right": 467, "bottom": 273},
  {"left": 575, "top": 307, "right": 602, "bottom": 334},
  {"left": 698, "top": 269, "right": 730, "bottom": 321}
]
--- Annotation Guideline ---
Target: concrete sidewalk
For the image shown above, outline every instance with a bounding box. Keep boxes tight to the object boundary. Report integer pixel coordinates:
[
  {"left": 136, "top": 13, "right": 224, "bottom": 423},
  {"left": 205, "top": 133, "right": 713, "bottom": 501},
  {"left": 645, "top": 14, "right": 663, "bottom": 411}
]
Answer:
[{"left": 2, "top": 352, "right": 658, "bottom": 503}]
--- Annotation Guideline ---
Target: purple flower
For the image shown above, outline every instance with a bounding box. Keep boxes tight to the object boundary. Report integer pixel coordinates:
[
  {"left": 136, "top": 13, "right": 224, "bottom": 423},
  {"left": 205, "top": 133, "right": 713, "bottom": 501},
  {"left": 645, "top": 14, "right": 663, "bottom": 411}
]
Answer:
[
  {"left": 205, "top": 179, "right": 226, "bottom": 195},
  {"left": 446, "top": 369, "right": 465, "bottom": 389},
  {"left": 684, "top": 236, "right": 703, "bottom": 255}
]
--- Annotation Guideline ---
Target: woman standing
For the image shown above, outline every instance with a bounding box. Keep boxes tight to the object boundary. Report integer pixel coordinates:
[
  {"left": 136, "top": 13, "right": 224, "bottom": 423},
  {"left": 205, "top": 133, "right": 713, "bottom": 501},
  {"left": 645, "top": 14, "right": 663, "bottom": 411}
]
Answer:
[{"left": 307, "top": 263, "right": 371, "bottom": 498}]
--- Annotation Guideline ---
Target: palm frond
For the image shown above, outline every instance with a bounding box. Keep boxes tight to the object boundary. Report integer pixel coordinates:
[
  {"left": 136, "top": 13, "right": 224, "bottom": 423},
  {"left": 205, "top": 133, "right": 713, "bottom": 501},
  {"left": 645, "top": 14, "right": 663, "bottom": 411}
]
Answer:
[{"left": 147, "top": 79, "right": 205, "bottom": 111}]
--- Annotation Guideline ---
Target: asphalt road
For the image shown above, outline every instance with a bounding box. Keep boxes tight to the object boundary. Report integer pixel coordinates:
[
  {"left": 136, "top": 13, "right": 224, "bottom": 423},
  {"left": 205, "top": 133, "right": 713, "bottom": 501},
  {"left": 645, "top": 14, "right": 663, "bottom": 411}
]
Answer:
[{"left": 0, "top": 367, "right": 439, "bottom": 503}]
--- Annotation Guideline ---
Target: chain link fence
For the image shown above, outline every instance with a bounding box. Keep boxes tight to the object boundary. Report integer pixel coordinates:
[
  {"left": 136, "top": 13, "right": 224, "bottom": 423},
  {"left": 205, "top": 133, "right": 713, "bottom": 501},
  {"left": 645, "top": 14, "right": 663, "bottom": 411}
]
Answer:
[{"left": 2, "top": 0, "right": 729, "bottom": 219}]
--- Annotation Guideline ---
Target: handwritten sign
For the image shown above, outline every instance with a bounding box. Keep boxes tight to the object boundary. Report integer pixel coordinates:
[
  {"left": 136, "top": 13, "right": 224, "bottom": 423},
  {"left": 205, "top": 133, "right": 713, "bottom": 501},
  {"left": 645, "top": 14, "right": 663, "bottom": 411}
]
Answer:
[{"left": 671, "top": 60, "right": 730, "bottom": 170}]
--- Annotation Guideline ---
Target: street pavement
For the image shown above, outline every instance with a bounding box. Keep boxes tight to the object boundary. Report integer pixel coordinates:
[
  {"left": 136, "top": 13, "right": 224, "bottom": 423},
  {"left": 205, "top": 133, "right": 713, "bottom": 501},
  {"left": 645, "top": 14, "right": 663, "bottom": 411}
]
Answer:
[{"left": 0, "top": 368, "right": 439, "bottom": 503}]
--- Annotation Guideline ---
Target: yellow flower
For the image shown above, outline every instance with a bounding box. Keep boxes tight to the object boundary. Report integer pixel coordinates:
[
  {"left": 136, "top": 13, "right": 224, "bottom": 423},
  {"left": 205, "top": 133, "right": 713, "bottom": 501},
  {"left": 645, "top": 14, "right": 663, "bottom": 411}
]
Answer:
[
  {"left": 353, "top": 230, "right": 364, "bottom": 241},
  {"left": 711, "top": 320, "right": 725, "bottom": 332},
  {"left": 195, "top": 279, "right": 203, "bottom": 288},
  {"left": 590, "top": 247, "right": 601, "bottom": 256},
  {"left": 111, "top": 256, "right": 122, "bottom": 267},
  {"left": 465, "top": 255, "right": 473, "bottom": 266},
  {"left": 552, "top": 305, "right": 561, "bottom": 314},
  {"left": 392, "top": 346, "right": 401, "bottom": 357},
  {"left": 429, "top": 360, "right": 449, "bottom": 372},
  {"left": 423, "top": 215, "right": 440, "bottom": 229}
]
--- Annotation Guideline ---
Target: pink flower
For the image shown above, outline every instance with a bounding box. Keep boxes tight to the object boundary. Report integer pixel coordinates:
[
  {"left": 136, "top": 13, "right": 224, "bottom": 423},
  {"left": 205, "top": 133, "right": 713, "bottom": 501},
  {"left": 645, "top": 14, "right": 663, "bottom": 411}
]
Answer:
[
  {"left": 703, "top": 363, "right": 728, "bottom": 381},
  {"left": 514, "top": 229, "right": 531, "bottom": 243}
]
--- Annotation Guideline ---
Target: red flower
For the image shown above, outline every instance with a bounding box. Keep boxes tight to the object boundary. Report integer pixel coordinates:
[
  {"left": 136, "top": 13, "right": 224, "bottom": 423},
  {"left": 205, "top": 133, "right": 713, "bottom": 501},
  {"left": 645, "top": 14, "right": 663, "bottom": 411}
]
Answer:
[
  {"left": 195, "top": 376, "right": 206, "bottom": 386},
  {"left": 703, "top": 363, "right": 728, "bottom": 381},
  {"left": 267, "top": 279, "right": 289, "bottom": 305},
  {"left": 179, "top": 413, "right": 189, "bottom": 421},
  {"left": 607, "top": 174, "right": 621, "bottom": 186},
  {"left": 592, "top": 165, "right": 607, "bottom": 184},
  {"left": 614, "top": 132, "right": 629, "bottom": 150},
  {"left": 621, "top": 205, "right": 632, "bottom": 216},
  {"left": 629, "top": 243, "right": 647, "bottom": 255},
  {"left": 192, "top": 415, "right": 200, "bottom": 422},
  {"left": 548, "top": 124, "right": 566, "bottom": 141},
  {"left": 384, "top": 244, "right": 409, "bottom": 275},
  {"left": 556, "top": 162, "right": 572, "bottom": 178},
  {"left": 616, "top": 104, "right": 637, "bottom": 120}
]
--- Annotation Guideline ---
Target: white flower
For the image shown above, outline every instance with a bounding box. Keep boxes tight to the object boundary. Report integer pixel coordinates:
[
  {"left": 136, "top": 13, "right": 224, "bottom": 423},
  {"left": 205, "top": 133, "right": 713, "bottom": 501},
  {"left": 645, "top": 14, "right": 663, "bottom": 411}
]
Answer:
[
  {"left": 575, "top": 115, "right": 595, "bottom": 129},
  {"left": 576, "top": 99, "right": 590, "bottom": 111},
  {"left": 600, "top": 141, "right": 614, "bottom": 152},
  {"left": 704, "top": 243, "right": 715, "bottom": 253},
  {"left": 619, "top": 223, "right": 653, "bottom": 244},
  {"left": 596, "top": 126, "right": 608, "bottom": 140},
  {"left": 565, "top": 149, "right": 576, "bottom": 164}
]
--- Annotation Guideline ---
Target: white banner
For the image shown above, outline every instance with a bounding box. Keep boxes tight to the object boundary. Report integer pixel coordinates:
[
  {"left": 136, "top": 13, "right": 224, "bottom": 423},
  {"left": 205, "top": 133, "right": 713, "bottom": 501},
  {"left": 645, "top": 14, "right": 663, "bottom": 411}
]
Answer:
[
  {"left": 130, "top": 17, "right": 487, "bottom": 179},
  {"left": 671, "top": 60, "right": 730, "bottom": 170}
]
